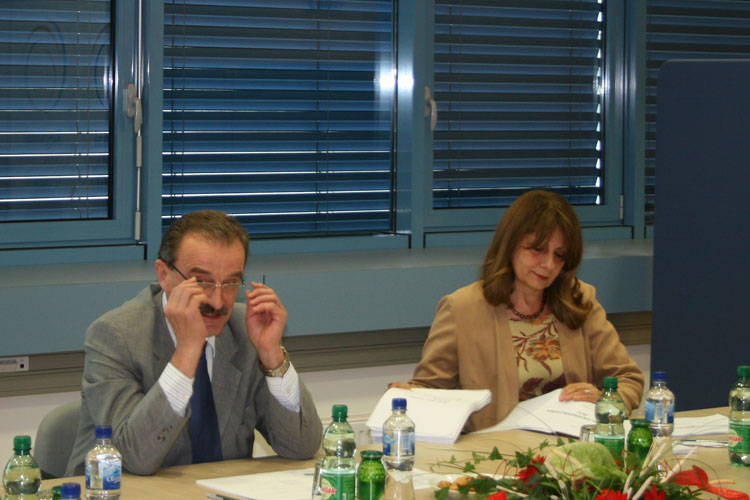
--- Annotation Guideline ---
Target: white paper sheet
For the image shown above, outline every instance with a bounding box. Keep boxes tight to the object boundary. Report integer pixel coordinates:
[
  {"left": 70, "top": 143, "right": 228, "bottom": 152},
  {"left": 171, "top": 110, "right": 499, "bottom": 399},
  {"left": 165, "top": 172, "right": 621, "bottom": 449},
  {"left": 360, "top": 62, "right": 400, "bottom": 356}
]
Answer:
[
  {"left": 367, "top": 387, "right": 492, "bottom": 444},
  {"left": 197, "top": 468, "right": 315, "bottom": 500},
  {"left": 474, "top": 388, "right": 595, "bottom": 437},
  {"left": 672, "top": 413, "right": 729, "bottom": 437},
  {"left": 197, "top": 467, "right": 438, "bottom": 500}
]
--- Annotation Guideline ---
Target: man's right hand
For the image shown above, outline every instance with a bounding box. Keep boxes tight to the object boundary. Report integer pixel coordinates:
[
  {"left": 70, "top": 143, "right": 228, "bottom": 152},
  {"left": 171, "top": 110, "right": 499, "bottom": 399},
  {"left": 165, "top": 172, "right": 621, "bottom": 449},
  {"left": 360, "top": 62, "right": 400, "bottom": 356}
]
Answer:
[{"left": 163, "top": 277, "right": 210, "bottom": 378}]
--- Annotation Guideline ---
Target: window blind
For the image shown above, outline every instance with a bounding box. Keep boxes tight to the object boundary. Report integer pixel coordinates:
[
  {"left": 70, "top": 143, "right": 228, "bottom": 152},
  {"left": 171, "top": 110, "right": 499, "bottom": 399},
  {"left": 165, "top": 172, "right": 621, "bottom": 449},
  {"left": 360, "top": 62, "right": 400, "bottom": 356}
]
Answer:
[
  {"left": 433, "top": 0, "right": 605, "bottom": 209},
  {"left": 646, "top": 0, "right": 750, "bottom": 225},
  {"left": 0, "top": 1, "right": 112, "bottom": 223},
  {"left": 163, "top": 0, "right": 395, "bottom": 236}
]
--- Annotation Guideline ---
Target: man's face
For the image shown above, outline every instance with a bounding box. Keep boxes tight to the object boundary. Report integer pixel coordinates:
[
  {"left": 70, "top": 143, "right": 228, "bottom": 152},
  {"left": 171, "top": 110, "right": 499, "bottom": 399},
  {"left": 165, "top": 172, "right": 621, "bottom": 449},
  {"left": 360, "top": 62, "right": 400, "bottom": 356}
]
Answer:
[{"left": 160, "top": 233, "right": 246, "bottom": 336}]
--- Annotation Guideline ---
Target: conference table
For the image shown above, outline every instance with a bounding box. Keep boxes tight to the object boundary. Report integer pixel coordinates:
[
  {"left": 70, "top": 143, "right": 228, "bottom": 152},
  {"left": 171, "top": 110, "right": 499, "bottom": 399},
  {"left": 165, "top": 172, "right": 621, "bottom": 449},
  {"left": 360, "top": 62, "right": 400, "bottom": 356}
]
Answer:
[{"left": 11, "top": 407, "right": 749, "bottom": 499}]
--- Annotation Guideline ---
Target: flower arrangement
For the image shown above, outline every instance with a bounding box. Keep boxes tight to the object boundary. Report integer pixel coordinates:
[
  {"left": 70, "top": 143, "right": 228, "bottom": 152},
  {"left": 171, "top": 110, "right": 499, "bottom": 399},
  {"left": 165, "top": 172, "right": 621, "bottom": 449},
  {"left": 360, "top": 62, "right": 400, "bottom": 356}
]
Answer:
[{"left": 432, "top": 438, "right": 748, "bottom": 500}]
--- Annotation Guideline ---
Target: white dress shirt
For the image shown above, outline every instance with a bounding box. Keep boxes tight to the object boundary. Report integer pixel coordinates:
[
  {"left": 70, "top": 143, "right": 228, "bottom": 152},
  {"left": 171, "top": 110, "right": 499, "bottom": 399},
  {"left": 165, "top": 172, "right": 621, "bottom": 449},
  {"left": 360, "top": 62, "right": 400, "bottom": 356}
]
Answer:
[{"left": 157, "top": 292, "right": 301, "bottom": 416}]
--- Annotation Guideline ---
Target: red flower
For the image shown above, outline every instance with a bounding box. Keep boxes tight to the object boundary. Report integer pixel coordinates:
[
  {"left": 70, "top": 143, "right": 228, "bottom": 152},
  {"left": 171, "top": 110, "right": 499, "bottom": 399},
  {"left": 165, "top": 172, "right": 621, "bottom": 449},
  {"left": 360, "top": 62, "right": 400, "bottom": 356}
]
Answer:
[
  {"left": 593, "top": 490, "right": 628, "bottom": 500},
  {"left": 485, "top": 492, "right": 508, "bottom": 500},
  {"left": 516, "top": 455, "right": 546, "bottom": 483},
  {"left": 643, "top": 484, "right": 665, "bottom": 500},
  {"left": 672, "top": 465, "right": 749, "bottom": 500}
]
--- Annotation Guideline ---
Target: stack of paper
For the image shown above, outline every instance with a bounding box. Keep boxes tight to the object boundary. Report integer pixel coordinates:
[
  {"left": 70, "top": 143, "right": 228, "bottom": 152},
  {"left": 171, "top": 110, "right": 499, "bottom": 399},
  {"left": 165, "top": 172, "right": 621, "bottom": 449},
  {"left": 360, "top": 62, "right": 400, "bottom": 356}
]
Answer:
[
  {"left": 366, "top": 387, "right": 492, "bottom": 444},
  {"left": 475, "top": 388, "right": 594, "bottom": 437},
  {"left": 673, "top": 414, "right": 728, "bottom": 437}
]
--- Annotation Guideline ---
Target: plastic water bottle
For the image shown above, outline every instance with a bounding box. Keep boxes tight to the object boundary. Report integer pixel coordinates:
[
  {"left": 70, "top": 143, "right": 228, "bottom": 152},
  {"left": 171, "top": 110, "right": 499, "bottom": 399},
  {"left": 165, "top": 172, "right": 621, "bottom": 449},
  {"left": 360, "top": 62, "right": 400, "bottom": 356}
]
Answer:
[
  {"left": 321, "top": 404, "right": 356, "bottom": 500},
  {"left": 2, "top": 435, "right": 41, "bottom": 499},
  {"left": 382, "top": 398, "right": 415, "bottom": 500},
  {"left": 61, "top": 483, "right": 82, "bottom": 500},
  {"left": 85, "top": 426, "right": 121, "bottom": 500},
  {"left": 645, "top": 371, "right": 675, "bottom": 438},
  {"left": 594, "top": 377, "right": 626, "bottom": 461},
  {"left": 729, "top": 365, "right": 750, "bottom": 467}
]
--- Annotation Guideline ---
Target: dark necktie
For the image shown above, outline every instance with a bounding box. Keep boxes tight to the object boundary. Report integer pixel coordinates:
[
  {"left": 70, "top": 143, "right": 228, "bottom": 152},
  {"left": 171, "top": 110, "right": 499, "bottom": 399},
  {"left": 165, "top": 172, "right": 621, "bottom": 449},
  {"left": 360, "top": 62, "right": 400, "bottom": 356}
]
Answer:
[{"left": 189, "top": 345, "right": 223, "bottom": 463}]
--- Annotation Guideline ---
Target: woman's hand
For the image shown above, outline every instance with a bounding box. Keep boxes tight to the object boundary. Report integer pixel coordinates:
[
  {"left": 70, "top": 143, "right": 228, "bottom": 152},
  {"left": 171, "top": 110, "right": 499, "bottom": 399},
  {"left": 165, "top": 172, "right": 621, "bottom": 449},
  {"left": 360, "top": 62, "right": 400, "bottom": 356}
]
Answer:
[
  {"left": 388, "top": 382, "right": 413, "bottom": 390},
  {"left": 559, "top": 382, "right": 600, "bottom": 404}
]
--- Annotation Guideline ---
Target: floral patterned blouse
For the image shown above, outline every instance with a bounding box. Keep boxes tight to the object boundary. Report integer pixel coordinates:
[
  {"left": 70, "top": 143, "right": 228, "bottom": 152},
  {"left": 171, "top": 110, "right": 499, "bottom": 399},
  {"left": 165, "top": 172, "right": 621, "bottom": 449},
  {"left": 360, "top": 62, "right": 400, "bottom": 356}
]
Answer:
[{"left": 510, "top": 313, "right": 566, "bottom": 401}]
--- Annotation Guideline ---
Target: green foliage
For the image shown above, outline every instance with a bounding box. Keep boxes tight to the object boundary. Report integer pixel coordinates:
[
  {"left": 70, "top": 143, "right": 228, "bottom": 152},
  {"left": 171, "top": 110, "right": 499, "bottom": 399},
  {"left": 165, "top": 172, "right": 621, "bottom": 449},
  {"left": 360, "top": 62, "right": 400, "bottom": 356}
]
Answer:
[{"left": 431, "top": 440, "right": 706, "bottom": 500}]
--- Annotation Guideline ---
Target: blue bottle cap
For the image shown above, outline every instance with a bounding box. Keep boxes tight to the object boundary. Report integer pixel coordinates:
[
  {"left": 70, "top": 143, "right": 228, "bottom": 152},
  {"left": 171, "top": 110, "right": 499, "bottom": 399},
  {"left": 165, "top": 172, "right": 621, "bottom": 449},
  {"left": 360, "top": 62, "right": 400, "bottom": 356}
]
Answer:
[
  {"left": 652, "top": 371, "right": 667, "bottom": 382},
  {"left": 95, "top": 425, "right": 113, "bottom": 439},
  {"left": 61, "top": 482, "right": 81, "bottom": 499},
  {"left": 391, "top": 397, "right": 407, "bottom": 410}
]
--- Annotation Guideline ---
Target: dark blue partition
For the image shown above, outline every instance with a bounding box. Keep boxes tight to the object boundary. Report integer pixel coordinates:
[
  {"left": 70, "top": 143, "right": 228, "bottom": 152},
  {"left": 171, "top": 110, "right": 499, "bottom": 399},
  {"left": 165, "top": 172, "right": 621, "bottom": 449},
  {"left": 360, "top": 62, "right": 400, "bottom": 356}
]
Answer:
[{"left": 653, "top": 60, "right": 750, "bottom": 410}]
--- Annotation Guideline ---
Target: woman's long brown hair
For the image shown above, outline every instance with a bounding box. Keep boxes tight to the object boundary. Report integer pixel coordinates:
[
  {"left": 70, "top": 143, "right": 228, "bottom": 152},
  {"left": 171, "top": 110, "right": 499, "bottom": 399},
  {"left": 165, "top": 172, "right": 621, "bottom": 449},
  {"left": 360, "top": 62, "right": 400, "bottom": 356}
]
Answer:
[{"left": 481, "top": 190, "right": 592, "bottom": 329}]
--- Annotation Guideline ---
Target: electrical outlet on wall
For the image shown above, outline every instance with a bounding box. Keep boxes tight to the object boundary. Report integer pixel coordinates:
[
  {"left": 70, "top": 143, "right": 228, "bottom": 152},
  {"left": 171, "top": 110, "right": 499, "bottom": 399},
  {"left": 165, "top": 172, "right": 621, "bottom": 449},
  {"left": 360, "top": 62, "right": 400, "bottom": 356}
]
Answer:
[{"left": 0, "top": 357, "right": 29, "bottom": 373}]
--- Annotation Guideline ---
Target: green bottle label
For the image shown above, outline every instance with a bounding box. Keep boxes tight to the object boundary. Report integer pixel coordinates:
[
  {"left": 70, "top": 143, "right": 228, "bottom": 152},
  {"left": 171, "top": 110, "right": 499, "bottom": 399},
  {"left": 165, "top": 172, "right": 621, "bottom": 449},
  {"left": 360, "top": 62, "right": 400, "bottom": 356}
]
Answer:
[
  {"left": 729, "top": 421, "right": 750, "bottom": 453},
  {"left": 321, "top": 471, "right": 355, "bottom": 500}
]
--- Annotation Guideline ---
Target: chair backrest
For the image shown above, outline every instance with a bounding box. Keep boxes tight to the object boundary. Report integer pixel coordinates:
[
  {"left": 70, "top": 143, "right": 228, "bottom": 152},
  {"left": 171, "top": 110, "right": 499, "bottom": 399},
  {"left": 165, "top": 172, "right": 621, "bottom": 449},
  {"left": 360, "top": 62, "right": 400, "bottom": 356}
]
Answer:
[{"left": 34, "top": 400, "right": 80, "bottom": 478}]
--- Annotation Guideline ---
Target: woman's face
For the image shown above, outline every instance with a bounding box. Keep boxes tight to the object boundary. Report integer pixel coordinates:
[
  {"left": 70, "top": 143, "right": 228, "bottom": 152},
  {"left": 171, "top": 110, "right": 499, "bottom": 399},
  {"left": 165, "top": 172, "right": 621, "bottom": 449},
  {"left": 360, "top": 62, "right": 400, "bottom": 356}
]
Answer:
[{"left": 511, "top": 227, "right": 567, "bottom": 295}]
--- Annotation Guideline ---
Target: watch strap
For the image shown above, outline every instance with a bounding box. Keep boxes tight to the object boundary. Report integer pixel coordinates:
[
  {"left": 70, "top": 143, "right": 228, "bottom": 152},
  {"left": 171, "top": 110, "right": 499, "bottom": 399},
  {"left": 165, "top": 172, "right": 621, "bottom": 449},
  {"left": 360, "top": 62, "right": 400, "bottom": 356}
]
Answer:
[{"left": 261, "top": 346, "right": 290, "bottom": 377}]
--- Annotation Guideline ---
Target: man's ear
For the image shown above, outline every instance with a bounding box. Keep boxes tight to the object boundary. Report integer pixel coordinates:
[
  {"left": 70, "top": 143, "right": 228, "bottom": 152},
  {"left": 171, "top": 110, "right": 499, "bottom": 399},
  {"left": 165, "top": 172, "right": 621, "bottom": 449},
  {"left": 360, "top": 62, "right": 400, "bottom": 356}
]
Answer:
[{"left": 155, "top": 259, "right": 171, "bottom": 293}]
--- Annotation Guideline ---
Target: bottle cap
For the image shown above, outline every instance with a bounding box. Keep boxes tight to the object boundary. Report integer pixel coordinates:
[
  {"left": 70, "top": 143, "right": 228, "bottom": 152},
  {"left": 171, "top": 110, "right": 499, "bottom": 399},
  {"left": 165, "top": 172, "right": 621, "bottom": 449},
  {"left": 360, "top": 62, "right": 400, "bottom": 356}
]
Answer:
[
  {"left": 13, "top": 435, "right": 31, "bottom": 451},
  {"left": 331, "top": 404, "right": 348, "bottom": 422},
  {"left": 603, "top": 376, "right": 618, "bottom": 389},
  {"left": 95, "top": 425, "right": 113, "bottom": 439},
  {"left": 738, "top": 366, "right": 750, "bottom": 377},
  {"left": 391, "top": 397, "right": 407, "bottom": 411},
  {"left": 360, "top": 450, "right": 383, "bottom": 459},
  {"left": 652, "top": 371, "right": 667, "bottom": 382},
  {"left": 61, "top": 482, "right": 81, "bottom": 499}
]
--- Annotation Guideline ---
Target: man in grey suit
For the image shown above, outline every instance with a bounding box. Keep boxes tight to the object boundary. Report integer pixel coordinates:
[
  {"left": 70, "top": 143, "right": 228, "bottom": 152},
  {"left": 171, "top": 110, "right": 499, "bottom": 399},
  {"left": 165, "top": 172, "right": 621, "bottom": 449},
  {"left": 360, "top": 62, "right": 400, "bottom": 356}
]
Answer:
[{"left": 66, "top": 210, "right": 322, "bottom": 476}]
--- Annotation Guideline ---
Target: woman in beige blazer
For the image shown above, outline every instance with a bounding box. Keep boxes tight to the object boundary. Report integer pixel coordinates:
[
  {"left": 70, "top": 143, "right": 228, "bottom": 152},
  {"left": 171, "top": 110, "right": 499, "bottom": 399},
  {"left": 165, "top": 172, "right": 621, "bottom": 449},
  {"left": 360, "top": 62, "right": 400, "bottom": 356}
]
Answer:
[{"left": 406, "top": 190, "right": 644, "bottom": 431}]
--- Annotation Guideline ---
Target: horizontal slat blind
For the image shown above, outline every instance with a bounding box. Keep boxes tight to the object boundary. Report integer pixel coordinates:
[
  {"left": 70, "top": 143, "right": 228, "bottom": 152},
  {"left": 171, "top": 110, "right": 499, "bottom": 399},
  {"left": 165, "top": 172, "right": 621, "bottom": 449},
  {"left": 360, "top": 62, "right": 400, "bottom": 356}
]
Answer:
[
  {"left": 0, "top": 1, "right": 112, "bottom": 222},
  {"left": 433, "top": 0, "right": 605, "bottom": 209},
  {"left": 646, "top": 0, "right": 750, "bottom": 225},
  {"left": 163, "top": 0, "right": 395, "bottom": 236}
]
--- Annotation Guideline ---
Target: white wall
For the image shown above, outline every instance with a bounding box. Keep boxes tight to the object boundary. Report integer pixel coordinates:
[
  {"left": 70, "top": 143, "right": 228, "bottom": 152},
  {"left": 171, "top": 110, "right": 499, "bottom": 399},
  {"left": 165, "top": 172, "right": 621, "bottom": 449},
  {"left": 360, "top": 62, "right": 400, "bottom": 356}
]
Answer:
[{"left": 0, "top": 346, "right": 650, "bottom": 470}]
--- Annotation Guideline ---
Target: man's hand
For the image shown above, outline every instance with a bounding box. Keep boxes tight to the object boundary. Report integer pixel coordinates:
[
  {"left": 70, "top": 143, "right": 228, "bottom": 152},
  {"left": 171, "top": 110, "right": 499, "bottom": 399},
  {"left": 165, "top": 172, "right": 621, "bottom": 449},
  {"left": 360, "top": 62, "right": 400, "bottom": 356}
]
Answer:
[
  {"left": 164, "top": 277, "right": 210, "bottom": 377},
  {"left": 559, "top": 382, "right": 600, "bottom": 404},
  {"left": 245, "top": 282, "right": 288, "bottom": 370}
]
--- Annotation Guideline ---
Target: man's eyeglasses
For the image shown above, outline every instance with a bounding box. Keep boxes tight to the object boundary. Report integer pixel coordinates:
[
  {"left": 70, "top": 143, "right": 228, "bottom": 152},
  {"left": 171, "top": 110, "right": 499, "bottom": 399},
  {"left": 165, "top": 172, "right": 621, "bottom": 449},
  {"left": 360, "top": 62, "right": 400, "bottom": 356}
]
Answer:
[{"left": 169, "top": 264, "right": 245, "bottom": 295}]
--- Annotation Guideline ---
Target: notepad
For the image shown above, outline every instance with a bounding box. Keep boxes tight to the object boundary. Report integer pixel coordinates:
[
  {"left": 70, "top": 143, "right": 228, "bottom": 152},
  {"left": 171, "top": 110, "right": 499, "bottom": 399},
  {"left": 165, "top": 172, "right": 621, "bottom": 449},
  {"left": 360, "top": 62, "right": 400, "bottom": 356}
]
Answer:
[{"left": 366, "top": 387, "right": 492, "bottom": 444}]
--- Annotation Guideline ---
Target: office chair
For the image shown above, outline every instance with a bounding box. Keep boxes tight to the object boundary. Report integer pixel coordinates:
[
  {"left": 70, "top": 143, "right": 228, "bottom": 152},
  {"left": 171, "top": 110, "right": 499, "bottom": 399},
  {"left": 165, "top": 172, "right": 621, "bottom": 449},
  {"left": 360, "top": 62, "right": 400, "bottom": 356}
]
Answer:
[{"left": 34, "top": 400, "right": 80, "bottom": 478}]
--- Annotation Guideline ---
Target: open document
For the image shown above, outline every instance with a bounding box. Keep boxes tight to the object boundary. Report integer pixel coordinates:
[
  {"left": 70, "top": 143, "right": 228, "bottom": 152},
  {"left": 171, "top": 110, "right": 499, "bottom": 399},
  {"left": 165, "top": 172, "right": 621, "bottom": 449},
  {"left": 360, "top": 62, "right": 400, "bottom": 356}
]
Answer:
[
  {"left": 367, "top": 387, "right": 491, "bottom": 444},
  {"left": 475, "top": 388, "right": 594, "bottom": 437}
]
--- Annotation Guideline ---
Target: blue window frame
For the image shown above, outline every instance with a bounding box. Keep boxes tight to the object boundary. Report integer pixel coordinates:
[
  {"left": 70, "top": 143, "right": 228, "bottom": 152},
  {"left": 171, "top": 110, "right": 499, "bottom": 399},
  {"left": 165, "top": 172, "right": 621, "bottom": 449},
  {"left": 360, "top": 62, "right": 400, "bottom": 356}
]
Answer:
[
  {"left": 0, "top": 1, "right": 139, "bottom": 250},
  {"left": 162, "top": 0, "right": 396, "bottom": 237},
  {"left": 423, "top": 0, "right": 624, "bottom": 231}
]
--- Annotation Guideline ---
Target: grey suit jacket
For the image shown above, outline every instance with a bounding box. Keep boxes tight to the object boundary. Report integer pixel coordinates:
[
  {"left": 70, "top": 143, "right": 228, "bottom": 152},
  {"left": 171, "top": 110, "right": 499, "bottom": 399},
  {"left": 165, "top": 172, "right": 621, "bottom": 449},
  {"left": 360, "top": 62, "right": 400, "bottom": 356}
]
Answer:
[{"left": 65, "top": 284, "right": 322, "bottom": 476}]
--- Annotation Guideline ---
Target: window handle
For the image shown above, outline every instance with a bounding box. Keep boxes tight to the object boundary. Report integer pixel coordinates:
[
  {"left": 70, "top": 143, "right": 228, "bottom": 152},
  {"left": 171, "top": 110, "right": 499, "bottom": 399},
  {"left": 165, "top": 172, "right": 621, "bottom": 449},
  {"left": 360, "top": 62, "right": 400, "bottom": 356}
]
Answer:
[{"left": 425, "top": 85, "right": 438, "bottom": 131}]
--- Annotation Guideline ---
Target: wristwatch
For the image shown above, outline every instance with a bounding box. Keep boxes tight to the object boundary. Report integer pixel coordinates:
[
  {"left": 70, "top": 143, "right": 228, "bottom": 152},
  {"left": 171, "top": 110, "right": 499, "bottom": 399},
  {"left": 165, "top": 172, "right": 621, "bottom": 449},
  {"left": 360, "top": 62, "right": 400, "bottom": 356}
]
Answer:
[{"left": 260, "top": 346, "right": 290, "bottom": 377}]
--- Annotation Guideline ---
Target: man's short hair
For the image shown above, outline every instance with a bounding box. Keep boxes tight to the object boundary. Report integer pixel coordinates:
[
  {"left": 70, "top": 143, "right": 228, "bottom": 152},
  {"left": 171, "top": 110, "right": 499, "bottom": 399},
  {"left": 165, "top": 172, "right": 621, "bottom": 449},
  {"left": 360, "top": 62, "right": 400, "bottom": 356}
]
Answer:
[{"left": 158, "top": 210, "right": 250, "bottom": 265}]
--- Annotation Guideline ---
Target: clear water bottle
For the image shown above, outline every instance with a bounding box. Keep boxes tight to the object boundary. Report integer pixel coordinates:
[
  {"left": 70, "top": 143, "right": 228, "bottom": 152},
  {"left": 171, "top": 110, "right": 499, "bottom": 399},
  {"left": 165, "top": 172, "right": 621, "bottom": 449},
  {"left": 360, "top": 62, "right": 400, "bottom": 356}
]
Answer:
[
  {"left": 2, "top": 435, "right": 41, "bottom": 500},
  {"left": 60, "top": 483, "right": 82, "bottom": 500},
  {"left": 321, "top": 404, "right": 356, "bottom": 500},
  {"left": 645, "top": 371, "right": 675, "bottom": 438},
  {"left": 594, "top": 377, "right": 626, "bottom": 461},
  {"left": 382, "top": 398, "right": 415, "bottom": 500},
  {"left": 729, "top": 365, "right": 750, "bottom": 467},
  {"left": 85, "top": 426, "right": 121, "bottom": 500}
]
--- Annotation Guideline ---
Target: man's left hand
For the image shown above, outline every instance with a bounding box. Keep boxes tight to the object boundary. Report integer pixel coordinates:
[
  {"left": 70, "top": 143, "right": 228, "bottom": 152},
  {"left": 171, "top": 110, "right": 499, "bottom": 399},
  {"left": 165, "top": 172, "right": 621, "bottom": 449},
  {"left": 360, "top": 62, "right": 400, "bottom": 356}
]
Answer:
[{"left": 245, "top": 282, "right": 287, "bottom": 369}]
